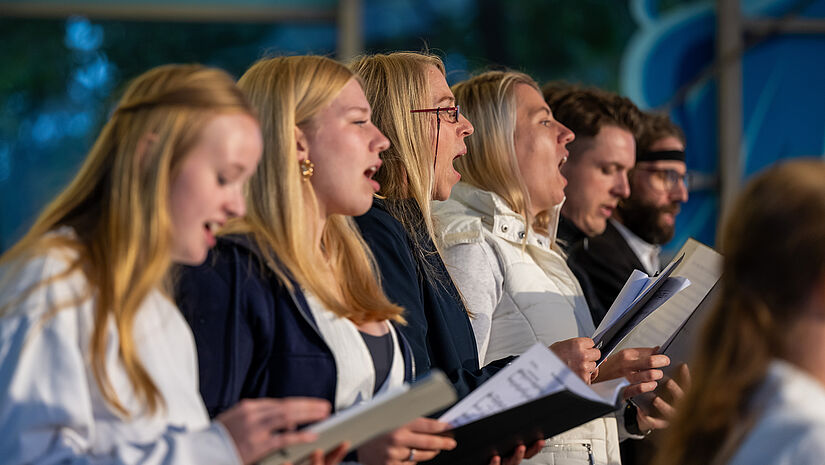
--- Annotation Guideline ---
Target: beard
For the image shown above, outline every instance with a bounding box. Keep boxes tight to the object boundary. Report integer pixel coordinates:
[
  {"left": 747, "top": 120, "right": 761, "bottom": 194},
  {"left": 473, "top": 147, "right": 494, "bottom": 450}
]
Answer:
[{"left": 616, "top": 196, "right": 679, "bottom": 245}]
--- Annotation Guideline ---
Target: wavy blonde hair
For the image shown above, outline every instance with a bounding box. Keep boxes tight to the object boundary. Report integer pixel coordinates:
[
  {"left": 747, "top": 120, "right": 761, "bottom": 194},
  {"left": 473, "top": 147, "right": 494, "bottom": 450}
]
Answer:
[
  {"left": 653, "top": 159, "right": 825, "bottom": 465},
  {"left": 0, "top": 64, "right": 255, "bottom": 416},
  {"left": 231, "top": 55, "right": 403, "bottom": 324},
  {"left": 348, "top": 52, "right": 445, "bottom": 272},
  {"left": 451, "top": 70, "right": 551, "bottom": 234}
]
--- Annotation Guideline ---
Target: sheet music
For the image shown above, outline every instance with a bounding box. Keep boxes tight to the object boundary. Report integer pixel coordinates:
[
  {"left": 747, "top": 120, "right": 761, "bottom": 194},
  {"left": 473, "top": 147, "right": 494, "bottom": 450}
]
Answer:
[
  {"left": 592, "top": 256, "right": 684, "bottom": 346},
  {"left": 592, "top": 269, "right": 648, "bottom": 342},
  {"left": 598, "top": 277, "right": 691, "bottom": 361},
  {"left": 610, "top": 239, "right": 722, "bottom": 353},
  {"left": 438, "top": 343, "right": 628, "bottom": 428}
]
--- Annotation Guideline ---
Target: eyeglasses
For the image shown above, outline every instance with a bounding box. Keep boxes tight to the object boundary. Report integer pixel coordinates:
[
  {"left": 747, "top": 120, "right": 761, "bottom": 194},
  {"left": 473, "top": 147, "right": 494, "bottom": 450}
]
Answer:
[
  {"left": 410, "top": 105, "right": 460, "bottom": 124},
  {"left": 410, "top": 106, "right": 461, "bottom": 167},
  {"left": 635, "top": 166, "right": 691, "bottom": 192}
]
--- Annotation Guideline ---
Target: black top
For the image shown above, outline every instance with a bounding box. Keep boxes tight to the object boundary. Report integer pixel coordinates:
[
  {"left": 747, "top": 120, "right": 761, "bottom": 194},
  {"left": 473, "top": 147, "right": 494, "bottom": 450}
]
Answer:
[
  {"left": 556, "top": 215, "right": 609, "bottom": 325},
  {"left": 566, "top": 220, "right": 647, "bottom": 325},
  {"left": 354, "top": 198, "right": 513, "bottom": 400},
  {"left": 359, "top": 331, "right": 394, "bottom": 394},
  {"left": 174, "top": 234, "right": 415, "bottom": 418}
]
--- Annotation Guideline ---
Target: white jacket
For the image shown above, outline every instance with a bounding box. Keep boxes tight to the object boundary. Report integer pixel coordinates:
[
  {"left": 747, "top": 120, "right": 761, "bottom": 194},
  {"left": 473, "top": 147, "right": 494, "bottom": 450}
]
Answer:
[
  {"left": 433, "top": 182, "right": 623, "bottom": 465},
  {"left": 0, "top": 233, "right": 241, "bottom": 464}
]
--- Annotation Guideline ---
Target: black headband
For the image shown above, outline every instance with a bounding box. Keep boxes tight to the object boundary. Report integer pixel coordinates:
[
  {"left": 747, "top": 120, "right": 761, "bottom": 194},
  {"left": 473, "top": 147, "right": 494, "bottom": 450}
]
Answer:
[{"left": 636, "top": 149, "right": 686, "bottom": 163}]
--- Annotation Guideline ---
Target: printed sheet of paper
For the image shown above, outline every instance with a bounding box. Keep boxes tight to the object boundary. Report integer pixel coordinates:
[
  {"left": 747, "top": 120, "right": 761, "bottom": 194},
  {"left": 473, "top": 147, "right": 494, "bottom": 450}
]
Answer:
[
  {"left": 610, "top": 239, "right": 722, "bottom": 353},
  {"left": 598, "top": 276, "right": 691, "bottom": 361},
  {"left": 592, "top": 254, "right": 686, "bottom": 349},
  {"left": 439, "top": 343, "right": 627, "bottom": 428}
]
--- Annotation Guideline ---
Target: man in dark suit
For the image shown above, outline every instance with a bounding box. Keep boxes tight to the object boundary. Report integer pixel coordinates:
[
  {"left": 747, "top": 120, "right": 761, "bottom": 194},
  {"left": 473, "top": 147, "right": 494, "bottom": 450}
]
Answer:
[
  {"left": 569, "top": 112, "right": 689, "bottom": 321},
  {"left": 542, "top": 83, "right": 643, "bottom": 325},
  {"left": 544, "top": 103, "right": 690, "bottom": 465}
]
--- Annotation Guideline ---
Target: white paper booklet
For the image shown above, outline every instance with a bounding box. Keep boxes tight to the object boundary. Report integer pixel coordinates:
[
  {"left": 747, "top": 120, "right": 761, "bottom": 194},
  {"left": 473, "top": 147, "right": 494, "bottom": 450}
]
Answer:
[
  {"left": 607, "top": 238, "right": 722, "bottom": 356},
  {"left": 262, "top": 370, "right": 457, "bottom": 465},
  {"left": 439, "top": 343, "right": 628, "bottom": 428}
]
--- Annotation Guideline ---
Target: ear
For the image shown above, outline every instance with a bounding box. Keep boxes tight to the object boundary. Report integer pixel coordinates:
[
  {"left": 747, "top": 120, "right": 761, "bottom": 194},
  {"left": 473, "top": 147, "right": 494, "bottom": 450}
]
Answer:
[{"left": 294, "top": 126, "right": 309, "bottom": 162}]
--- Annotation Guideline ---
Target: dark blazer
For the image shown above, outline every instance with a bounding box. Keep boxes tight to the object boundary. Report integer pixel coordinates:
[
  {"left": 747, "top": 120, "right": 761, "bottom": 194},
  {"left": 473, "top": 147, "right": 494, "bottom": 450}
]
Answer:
[
  {"left": 354, "top": 199, "right": 513, "bottom": 401},
  {"left": 175, "top": 235, "right": 415, "bottom": 419},
  {"left": 567, "top": 220, "right": 647, "bottom": 325}
]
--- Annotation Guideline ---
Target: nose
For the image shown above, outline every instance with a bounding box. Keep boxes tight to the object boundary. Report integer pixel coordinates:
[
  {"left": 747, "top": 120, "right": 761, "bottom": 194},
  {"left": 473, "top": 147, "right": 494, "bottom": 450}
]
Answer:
[
  {"left": 372, "top": 124, "right": 391, "bottom": 152},
  {"left": 558, "top": 121, "right": 575, "bottom": 145},
  {"left": 226, "top": 185, "right": 246, "bottom": 218},
  {"left": 612, "top": 172, "right": 631, "bottom": 199},
  {"left": 458, "top": 113, "right": 474, "bottom": 137}
]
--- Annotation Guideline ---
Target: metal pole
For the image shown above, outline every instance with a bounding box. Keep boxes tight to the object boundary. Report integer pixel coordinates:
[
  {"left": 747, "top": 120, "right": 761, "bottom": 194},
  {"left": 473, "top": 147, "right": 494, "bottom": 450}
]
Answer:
[
  {"left": 337, "top": 0, "right": 363, "bottom": 61},
  {"left": 716, "top": 0, "right": 743, "bottom": 219}
]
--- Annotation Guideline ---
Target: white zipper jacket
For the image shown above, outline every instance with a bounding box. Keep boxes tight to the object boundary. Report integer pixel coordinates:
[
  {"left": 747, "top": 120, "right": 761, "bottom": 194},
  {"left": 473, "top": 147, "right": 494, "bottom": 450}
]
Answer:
[
  {"left": 433, "top": 182, "right": 623, "bottom": 465},
  {"left": 0, "top": 230, "right": 241, "bottom": 465}
]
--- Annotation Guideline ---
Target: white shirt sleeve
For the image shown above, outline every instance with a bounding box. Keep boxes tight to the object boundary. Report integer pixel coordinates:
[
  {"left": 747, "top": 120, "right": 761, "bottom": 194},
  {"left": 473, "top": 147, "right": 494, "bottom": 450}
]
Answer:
[
  {"left": 0, "top": 254, "right": 241, "bottom": 465},
  {"left": 440, "top": 241, "right": 504, "bottom": 367}
]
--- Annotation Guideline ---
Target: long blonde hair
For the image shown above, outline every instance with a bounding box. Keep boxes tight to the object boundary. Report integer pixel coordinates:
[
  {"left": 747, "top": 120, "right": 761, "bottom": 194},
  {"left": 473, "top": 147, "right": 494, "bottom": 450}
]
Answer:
[
  {"left": 232, "top": 55, "right": 403, "bottom": 324},
  {"left": 348, "top": 52, "right": 444, "bottom": 273},
  {"left": 0, "top": 64, "right": 255, "bottom": 416},
  {"left": 451, "top": 70, "right": 545, "bottom": 233},
  {"left": 653, "top": 159, "right": 825, "bottom": 465}
]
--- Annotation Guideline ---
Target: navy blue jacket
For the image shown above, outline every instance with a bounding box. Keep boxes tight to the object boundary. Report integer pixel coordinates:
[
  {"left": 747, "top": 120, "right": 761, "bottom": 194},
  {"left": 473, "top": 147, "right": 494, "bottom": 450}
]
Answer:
[
  {"left": 175, "top": 235, "right": 415, "bottom": 419},
  {"left": 354, "top": 199, "right": 513, "bottom": 400}
]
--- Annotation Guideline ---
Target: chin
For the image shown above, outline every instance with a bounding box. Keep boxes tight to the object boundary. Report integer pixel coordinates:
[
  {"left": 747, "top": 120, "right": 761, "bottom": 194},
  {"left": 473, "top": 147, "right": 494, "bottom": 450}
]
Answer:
[{"left": 172, "top": 250, "right": 207, "bottom": 266}]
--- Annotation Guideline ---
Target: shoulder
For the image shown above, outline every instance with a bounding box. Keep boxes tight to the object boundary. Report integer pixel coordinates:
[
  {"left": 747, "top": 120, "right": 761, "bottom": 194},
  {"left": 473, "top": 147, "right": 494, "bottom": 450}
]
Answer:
[
  {"left": 0, "top": 242, "right": 88, "bottom": 321},
  {"left": 355, "top": 201, "right": 408, "bottom": 240},
  {"left": 433, "top": 197, "right": 485, "bottom": 248},
  {"left": 176, "top": 235, "right": 291, "bottom": 313}
]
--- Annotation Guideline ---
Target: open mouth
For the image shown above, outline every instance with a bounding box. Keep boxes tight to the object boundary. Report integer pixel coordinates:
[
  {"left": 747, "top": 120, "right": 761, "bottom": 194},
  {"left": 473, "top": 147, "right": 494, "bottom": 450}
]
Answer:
[
  {"left": 364, "top": 163, "right": 381, "bottom": 191},
  {"left": 204, "top": 221, "right": 221, "bottom": 246},
  {"left": 559, "top": 153, "right": 569, "bottom": 169}
]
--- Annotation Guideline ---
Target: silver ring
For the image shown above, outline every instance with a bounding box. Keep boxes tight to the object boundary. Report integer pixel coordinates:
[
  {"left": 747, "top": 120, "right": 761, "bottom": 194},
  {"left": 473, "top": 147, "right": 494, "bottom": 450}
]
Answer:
[{"left": 407, "top": 448, "right": 416, "bottom": 462}]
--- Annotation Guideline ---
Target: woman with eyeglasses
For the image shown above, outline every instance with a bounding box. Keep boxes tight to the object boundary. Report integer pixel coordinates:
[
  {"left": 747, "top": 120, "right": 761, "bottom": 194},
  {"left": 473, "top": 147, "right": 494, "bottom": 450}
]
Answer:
[
  {"left": 653, "top": 159, "right": 825, "bottom": 465},
  {"left": 174, "top": 55, "right": 457, "bottom": 465},
  {"left": 350, "top": 52, "right": 553, "bottom": 465},
  {"left": 0, "top": 64, "right": 335, "bottom": 465}
]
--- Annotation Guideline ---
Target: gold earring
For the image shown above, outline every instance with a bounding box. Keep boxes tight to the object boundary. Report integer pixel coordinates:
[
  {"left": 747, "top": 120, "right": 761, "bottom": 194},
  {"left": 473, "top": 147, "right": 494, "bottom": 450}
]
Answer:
[{"left": 300, "top": 158, "right": 314, "bottom": 181}]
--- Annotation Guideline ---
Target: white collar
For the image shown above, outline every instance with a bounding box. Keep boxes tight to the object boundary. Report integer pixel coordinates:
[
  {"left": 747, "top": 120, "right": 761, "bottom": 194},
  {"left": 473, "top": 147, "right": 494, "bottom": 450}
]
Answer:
[
  {"left": 610, "top": 218, "right": 661, "bottom": 275},
  {"left": 444, "top": 182, "right": 563, "bottom": 250}
]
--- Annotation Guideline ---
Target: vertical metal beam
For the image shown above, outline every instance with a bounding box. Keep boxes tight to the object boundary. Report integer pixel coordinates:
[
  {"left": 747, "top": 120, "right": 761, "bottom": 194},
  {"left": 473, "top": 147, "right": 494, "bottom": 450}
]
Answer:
[
  {"left": 337, "top": 0, "right": 363, "bottom": 61},
  {"left": 716, "top": 0, "right": 743, "bottom": 219}
]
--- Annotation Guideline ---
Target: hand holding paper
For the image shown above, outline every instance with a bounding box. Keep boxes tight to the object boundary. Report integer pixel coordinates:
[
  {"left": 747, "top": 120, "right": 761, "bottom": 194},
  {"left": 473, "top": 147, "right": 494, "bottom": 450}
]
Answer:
[
  {"left": 549, "top": 337, "right": 600, "bottom": 384},
  {"left": 596, "top": 347, "right": 670, "bottom": 399}
]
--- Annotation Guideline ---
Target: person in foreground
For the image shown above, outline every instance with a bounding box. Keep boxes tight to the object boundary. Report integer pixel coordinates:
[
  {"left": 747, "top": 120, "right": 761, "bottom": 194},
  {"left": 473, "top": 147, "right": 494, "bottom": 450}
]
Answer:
[
  {"left": 350, "top": 52, "right": 542, "bottom": 464},
  {"left": 175, "top": 55, "right": 456, "bottom": 464},
  {"left": 0, "top": 64, "right": 336, "bottom": 464},
  {"left": 653, "top": 158, "right": 825, "bottom": 465},
  {"left": 437, "top": 70, "right": 678, "bottom": 465}
]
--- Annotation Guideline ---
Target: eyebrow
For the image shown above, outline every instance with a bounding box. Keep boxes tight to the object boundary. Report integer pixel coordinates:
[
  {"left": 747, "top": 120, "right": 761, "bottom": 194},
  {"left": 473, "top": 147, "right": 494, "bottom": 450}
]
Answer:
[
  {"left": 434, "top": 95, "right": 455, "bottom": 107},
  {"left": 531, "top": 106, "right": 551, "bottom": 119},
  {"left": 345, "top": 105, "right": 370, "bottom": 113}
]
